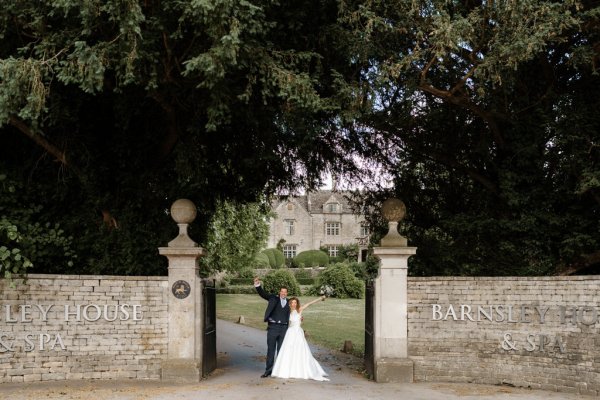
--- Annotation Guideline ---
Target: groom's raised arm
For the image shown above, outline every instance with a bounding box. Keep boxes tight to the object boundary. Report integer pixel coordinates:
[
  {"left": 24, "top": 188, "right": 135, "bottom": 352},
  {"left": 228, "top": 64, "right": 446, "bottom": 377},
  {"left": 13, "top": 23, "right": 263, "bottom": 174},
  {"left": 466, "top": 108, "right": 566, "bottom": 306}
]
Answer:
[{"left": 254, "top": 277, "right": 270, "bottom": 300}]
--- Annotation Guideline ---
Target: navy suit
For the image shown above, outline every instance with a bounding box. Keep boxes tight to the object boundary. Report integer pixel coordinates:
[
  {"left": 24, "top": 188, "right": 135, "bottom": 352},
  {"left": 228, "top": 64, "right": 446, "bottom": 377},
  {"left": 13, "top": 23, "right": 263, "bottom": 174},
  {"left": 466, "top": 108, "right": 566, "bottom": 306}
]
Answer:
[{"left": 256, "top": 285, "right": 290, "bottom": 375}]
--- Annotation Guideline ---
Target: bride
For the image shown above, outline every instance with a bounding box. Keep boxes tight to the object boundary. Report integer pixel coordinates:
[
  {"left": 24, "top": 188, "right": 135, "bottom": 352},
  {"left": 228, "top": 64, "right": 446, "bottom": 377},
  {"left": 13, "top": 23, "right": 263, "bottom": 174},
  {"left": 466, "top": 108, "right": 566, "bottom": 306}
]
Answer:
[{"left": 271, "top": 296, "right": 330, "bottom": 381}]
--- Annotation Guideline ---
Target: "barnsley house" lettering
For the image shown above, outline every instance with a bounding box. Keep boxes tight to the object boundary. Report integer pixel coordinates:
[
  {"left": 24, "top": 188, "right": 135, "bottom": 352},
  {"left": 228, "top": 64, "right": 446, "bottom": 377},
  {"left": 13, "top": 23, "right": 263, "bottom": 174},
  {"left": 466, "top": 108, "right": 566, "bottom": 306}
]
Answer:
[
  {"left": 432, "top": 304, "right": 599, "bottom": 325},
  {"left": 0, "top": 304, "right": 143, "bottom": 322}
]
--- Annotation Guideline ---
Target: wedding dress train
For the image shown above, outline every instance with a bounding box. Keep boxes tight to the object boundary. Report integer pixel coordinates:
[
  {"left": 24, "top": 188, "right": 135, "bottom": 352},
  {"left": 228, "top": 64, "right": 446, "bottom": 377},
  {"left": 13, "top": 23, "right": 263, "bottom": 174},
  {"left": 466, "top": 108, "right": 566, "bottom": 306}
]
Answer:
[{"left": 271, "top": 310, "right": 330, "bottom": 381}]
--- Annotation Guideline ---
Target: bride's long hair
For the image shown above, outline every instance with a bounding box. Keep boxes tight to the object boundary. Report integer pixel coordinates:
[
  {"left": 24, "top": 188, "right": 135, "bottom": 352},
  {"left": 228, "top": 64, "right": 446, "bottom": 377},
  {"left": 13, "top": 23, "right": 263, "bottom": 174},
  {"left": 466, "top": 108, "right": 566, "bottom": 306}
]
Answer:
[{"left": 288, "top": 297, "right": 300, "bottom": 312}]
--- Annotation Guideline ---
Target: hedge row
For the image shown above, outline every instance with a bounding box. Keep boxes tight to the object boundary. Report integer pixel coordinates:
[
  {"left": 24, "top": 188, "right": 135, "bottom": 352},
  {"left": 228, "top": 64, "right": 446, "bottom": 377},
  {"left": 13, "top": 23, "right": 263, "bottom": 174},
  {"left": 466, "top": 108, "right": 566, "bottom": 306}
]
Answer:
[
  {"left": 229, "top": 277, "right": 315, "bottom": 286},
  {"left": 216, "top": 286, "right": 257, "bottom": 294}
]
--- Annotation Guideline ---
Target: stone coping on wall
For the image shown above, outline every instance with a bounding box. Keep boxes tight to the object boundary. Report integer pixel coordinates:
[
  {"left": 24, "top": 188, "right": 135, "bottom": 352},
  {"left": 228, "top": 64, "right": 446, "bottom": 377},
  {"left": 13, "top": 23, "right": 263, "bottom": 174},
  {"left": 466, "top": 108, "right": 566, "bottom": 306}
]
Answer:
[
  {"left": 20, "top": 274, "right": 168, "bottom": 281},
  {"left": 409, "top": 275, "right": 599, "bottom": 281}
]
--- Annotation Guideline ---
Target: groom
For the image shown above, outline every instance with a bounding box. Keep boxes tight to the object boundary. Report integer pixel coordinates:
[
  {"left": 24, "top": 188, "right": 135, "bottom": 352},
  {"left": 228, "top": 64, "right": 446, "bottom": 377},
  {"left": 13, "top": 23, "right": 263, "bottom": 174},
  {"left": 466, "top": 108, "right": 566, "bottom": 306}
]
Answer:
[{"left": 254, "top": 277, "right": 290, "bottom": 378}]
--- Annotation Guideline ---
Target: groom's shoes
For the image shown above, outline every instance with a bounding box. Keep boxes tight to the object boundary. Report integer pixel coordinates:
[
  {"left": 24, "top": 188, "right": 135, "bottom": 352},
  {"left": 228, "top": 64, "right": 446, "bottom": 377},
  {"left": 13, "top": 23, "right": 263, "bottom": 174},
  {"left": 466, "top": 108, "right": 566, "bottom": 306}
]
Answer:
[{"left": 260, "top": 372, "right": 271, "bottom": 378}]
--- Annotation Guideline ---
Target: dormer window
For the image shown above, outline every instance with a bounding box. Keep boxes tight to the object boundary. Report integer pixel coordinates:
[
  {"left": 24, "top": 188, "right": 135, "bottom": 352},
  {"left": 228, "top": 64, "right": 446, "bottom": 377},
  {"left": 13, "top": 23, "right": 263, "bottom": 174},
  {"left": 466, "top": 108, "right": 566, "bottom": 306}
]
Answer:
[{"left": 325, "top": 202, "right": 340, "bottom": 213}]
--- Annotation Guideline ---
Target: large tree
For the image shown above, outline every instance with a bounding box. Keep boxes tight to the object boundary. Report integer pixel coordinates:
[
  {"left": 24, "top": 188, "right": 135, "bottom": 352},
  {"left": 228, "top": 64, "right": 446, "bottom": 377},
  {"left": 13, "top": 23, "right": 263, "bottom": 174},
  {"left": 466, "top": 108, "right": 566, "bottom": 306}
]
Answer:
[
  {"left": 199, "top": 199, "right": 270, "bottom": 275},
  {"left": 341, "top": 0, "right": 600, "bottom": 275},
  {"left": 0, "top": 0, "right": 361, "bottom": 275}
]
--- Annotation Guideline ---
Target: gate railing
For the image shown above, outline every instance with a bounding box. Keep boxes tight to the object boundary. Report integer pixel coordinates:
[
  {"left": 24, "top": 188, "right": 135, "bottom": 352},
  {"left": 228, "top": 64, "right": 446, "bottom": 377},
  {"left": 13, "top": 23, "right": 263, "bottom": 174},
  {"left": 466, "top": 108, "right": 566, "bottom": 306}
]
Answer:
[
  {"left": 202, "top": 279, "right": 217, "bottom": 377},
  {"left": 364, "top": 279, "right": 375, "bottom": 379}
]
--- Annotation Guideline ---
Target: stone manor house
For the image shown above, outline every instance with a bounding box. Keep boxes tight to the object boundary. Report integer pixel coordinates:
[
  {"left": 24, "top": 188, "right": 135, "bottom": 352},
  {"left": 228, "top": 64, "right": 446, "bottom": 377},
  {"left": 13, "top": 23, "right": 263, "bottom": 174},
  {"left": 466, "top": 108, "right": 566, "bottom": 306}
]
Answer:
[{"left": 267, "top": 190, "right": 370, "bottom": 261}]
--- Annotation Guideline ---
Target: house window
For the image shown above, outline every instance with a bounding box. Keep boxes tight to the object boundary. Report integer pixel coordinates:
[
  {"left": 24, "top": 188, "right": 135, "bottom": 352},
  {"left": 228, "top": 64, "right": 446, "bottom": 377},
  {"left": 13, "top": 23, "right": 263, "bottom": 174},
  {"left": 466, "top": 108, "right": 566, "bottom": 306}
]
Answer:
[
  {"left": 327, "top": 245, "right": 339, "bottom": 257},
  {"left": 283, "top": 244, "right": 297, "bottom": 258},
  {"left": 360, "top": 224, "right": 369, "bottom": 237},
  {"left": 284, "top": 219, "right": 295, "bottom": 235},
  {"left": 286, "top": 202, "right": 294, "bottom": 211},
  {"left": 325, "top": 222, "right": 340, "bottom": 236},
  {"left": 326, "top": 203, "right": 339, "bottom": 213}
]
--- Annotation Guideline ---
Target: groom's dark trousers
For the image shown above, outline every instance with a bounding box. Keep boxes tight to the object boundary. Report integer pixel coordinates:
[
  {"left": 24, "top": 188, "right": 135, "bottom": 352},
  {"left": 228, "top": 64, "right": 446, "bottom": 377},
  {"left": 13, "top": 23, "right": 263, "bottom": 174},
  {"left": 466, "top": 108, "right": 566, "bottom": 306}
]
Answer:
[{"left": 256, "top": 285, "right": 290, "bottom": 376}]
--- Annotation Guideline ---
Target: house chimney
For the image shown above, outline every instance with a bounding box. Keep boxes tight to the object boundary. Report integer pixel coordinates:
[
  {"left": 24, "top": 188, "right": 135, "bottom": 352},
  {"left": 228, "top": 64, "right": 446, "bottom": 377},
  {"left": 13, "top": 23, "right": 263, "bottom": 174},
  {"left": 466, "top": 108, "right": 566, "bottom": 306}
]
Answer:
[{"left": 332, "top": 175, "right": 338, "bottom": 191}]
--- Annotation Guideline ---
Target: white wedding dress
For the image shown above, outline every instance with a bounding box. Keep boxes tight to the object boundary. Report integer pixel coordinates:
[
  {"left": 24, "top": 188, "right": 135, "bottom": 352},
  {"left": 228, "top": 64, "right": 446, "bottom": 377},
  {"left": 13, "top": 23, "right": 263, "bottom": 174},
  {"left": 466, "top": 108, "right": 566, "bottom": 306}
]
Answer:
[{"left": 271, "top": 310, "right": 330, "bottom": 381}]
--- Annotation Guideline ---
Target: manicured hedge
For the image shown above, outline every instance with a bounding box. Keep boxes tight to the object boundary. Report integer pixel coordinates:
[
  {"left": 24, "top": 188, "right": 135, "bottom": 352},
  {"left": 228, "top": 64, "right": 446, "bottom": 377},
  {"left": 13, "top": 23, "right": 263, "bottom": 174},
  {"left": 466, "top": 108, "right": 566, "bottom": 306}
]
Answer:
[
  {"left": 216, "top": 286, "right": 257, "bottom": 294},
  {"left": 261, "top": 248, "right": 285, "bottom": 268},
  {"left": 229, "top": 278, "right": 254, "bottom": 285},
  {"left": 292, "top": 250, "right": 329, "bottom": 268},
  {"left": 253, "top": 252, "right": 270, "bottom": 268}
]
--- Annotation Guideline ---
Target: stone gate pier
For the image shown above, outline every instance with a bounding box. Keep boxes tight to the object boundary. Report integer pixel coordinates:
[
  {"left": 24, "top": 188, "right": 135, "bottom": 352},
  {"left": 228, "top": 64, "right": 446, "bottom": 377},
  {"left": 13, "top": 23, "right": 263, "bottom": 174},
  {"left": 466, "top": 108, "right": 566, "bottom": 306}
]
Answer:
[
  {"left": 372, "top": 198, "right": 416, "bottom": 383},
  {"left": 158, "top": 199, "right": 205, "bottom": 382}
]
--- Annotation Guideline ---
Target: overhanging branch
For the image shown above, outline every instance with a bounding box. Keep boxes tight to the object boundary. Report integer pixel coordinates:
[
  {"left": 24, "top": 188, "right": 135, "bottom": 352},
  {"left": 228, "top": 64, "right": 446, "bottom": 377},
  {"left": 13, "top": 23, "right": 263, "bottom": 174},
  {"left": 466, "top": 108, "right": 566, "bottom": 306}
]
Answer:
[
  {"left": 9, "top": 116, "right": 67, "bottom": 166},
  {"left": 417, "top": 83, "right": 505, "bottom": 149}
]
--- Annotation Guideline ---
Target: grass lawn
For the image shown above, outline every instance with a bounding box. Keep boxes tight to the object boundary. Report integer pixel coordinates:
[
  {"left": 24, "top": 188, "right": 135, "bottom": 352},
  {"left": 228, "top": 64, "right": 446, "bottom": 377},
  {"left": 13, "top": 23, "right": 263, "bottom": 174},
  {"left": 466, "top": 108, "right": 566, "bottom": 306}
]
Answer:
[{"left": 216, "top": 294, "right": 366, "bottom": 357}]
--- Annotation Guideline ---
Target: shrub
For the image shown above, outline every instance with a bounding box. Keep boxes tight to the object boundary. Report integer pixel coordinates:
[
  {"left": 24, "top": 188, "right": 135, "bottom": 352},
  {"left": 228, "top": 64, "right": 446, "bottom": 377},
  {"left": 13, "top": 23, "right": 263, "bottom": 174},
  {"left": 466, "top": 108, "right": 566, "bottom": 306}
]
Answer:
[
  {"left": 321, "top": 243, "right": 359, "bottom": 264},
  {"left": 253, "top": 252, "right": 271, "bottom": 268},
  {"left": 292, "top": 250, "right": 329, "bottom": 268},
  {"left": 311, "top": 262, "right": 364, "bottom": 299},
  {"left": 294, "top": 268, "right": 313, "bottom": 280},
  {"left": 262, "top": 269, "right": 301, "bottom": 296},
  {"left": 229, "top": 278, "right": 254, "bottom": 285},
  {"left": 347, "top": 261, "right": 367, "bottom": 279},
  {"left": 261, "top": 248, "right": 285, "bottom": 268},
  {"left": 237, "top": 268, "right": 255, "bottom": 279},
  {"left": 297, "top": 278, "right": 315, "bottom": 285},
  {"left": 272, "top": 249, "right": 285, "bottom": 268},
  {"left": 216, "top": 286, "right": 256, "bottom": 294}
]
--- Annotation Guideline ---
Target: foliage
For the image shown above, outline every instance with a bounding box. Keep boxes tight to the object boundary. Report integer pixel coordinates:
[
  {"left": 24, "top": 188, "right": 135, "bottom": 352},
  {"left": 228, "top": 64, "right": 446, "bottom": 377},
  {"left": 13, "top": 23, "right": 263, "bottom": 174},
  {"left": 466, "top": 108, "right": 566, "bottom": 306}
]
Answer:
[
  {"left": 346, "top": 261, "right": 367, "bottom": 280},
  {"left": 252, "top": 252, "right": 271, "bottom": 269},
  {"left": 342, "top": 0, "right": 600, "bottom": 275},
  {"left": 310, "top": 262, "right": 364, "bottom": 299},
  {"left": 199, "top": 199, "right": 269, "bottom": 274},
  {"left": 262, "top": 269, "right": 301, "bottom": 296},
  {"left": 0, "top": 218, "right": 32, "bottom": 282},
  {"left": 276, "top": 239, "right": 286, "bottom": 251},
  {"left": 216, "top": 286, "right": 257, "bottom": 295},
  {"left": 228, "top": 278, "right": 254, "bottom": 286},
  {"left": 363, "top": 256, "right": 381, "bottom": 280},
  {"left": 0, "top": 0, "right": 363, "bottom": 277},
  {"left": 297, "top": 278, "right": 316, "bottom": 285},
  {"left": 292, "top": 249, "right": 329, "bottom": 268},
  {"left": 237, "top": 268, "right": 256, "bottom": 279},
  {"left": 1, "top": 0, "right": 598, "bottom": 277},
  {"left": 294, "top": 268, "right": 314, "bottom": 280},
  {"left": 323, "top": 243, "right": 359, "bottom": 264},
  {"left": 0, "top": 172, "right": 76, "bottom": 279},
  {"left": 261, "top": 248, "right": 285, "bottom": 269}
]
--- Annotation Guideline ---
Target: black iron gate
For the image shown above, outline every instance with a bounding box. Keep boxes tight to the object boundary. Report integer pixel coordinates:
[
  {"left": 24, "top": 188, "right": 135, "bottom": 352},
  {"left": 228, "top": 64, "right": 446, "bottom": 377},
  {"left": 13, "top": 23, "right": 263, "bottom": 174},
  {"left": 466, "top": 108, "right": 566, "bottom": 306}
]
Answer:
[
  {"left": 364, "top": 279, "right": 375, "bottom": 379},
  {"left": 202, "top": 279, "right": 217, "bottom": 377}
]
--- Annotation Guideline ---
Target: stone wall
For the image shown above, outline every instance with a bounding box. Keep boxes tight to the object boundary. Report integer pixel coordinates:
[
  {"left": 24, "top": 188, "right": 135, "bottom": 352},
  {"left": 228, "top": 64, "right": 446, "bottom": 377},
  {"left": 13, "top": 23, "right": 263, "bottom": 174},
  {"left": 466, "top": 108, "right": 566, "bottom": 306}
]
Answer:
[
  {"left": 407, "top": 276, "right": 600, "bottom": 396},
  {"left": 0, "top": 274, "right": 169, "bottom": 383}
]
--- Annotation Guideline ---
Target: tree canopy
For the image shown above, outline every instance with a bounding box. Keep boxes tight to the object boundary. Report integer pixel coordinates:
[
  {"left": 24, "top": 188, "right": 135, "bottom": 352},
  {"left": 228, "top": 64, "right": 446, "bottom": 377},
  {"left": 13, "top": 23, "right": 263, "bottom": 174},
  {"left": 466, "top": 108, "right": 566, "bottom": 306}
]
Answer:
[
  {"left": 0, "top": 0, "right": 360, "bottom": 275},
  {"left": 1, "top": 0, "right": 599, "bottom": 277},
  {"left": 342, "top": 0, "right": 600, "bottom": 275},
  {"left": 199, "top": 199, "right": 270, "bottom": 275}
]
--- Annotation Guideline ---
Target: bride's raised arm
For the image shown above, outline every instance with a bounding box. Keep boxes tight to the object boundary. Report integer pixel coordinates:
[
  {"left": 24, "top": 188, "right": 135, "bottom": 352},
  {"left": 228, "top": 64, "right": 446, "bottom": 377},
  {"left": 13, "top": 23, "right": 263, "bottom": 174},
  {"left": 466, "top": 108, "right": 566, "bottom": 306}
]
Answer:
[{"left": 299, "top": 296, "right": 326, "bottom": 312}]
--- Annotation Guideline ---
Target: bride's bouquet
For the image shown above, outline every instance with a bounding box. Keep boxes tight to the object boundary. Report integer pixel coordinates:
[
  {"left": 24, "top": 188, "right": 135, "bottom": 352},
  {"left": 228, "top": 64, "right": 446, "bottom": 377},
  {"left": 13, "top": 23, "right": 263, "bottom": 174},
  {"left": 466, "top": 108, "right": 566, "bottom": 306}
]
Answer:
[{"left": 318, "top": 285, "right": 334, "bottom": 298}]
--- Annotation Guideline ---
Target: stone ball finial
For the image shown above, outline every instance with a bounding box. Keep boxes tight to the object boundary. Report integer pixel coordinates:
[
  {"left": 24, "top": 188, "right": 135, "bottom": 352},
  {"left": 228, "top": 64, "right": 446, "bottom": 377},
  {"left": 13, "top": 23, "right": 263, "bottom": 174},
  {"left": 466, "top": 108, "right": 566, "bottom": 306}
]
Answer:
[
  {"left": 170, "top": 199, "right": 197, "bottom": 224},
  {"left": 167, "top": 199, "right": 198, "bottom": 247},
  {"left": 382, "top": 198, "right": 406, "bottom": 222},
  {"left": 380, "top": 198, "right": 407, "bottom": 247}
]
